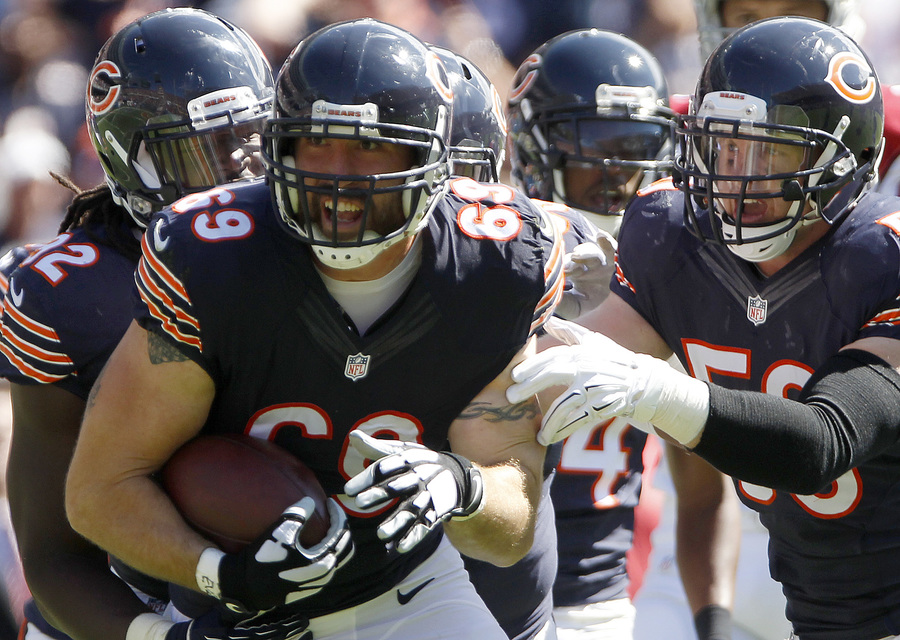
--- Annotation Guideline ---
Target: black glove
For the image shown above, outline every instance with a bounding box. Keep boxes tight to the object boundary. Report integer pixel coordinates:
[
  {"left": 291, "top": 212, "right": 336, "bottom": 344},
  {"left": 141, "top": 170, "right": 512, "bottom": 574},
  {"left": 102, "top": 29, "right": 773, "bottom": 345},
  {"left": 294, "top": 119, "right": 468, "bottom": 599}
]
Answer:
[
  {"left": 343, "top": 431, "right": 485, "bottom": 553},
  {"left": 196, "top": 496, "right": 354, "bottom": 613},
  {"left": 165, "top": 609, "right": 311, "bottom": 640}
]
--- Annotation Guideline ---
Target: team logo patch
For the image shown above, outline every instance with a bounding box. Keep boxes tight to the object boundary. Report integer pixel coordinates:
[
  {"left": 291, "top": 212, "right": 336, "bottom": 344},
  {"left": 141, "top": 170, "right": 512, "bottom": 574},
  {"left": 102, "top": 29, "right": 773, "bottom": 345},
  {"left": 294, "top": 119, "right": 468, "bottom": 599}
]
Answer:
[
  {"left": 345, "top": 353, "right": 371, "bottom": 381},
  {"left": 88, "top": 61, "right": 122, "bottom": 115},
  {"left": 425, "top": 50, "right": 454, "bottom": 104},
  {"left": 747, "top": 295, "right": 767, "bottom": 326},
  {"left": 508, "top": 53, "right": 542, "bottom": 104},
  {"left": 824, "top": 51, "right": 876, "bottom": 104}
]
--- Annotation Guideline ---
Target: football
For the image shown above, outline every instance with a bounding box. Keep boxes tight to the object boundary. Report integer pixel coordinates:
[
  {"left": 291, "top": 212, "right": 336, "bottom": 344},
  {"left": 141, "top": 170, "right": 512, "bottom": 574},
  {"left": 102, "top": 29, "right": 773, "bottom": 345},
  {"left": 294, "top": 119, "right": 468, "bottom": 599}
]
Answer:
[{"left": 162, "top": 433, "right": 330, "bottom": 553}]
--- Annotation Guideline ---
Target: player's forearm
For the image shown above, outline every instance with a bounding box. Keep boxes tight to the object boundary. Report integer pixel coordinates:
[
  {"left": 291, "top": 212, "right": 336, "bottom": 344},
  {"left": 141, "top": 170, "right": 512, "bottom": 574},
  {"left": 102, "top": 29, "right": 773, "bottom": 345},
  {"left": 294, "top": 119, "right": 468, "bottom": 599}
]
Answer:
[
  {"left": 66, "top": 473, "right": 209, "bottom": 592},
  {"left": 27, "top": 551, "right": 154, "bottom": 640},
  {"left": 675, "top": 481, "right": 739, "bottom": 615},
  {"left": 695, "top": 349, "right": 900, "bottom": 493},
  {"left": 444, "top": 461, "right": 539, "bottom": 566}
]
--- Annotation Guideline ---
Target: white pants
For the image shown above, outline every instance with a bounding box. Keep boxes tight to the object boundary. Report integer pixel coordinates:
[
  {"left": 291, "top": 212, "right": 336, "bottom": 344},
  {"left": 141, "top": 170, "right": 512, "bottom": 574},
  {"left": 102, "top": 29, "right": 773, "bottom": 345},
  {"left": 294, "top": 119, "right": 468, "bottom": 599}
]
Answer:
[
  {"left": 307, "top": 537, "right": 506, "bottom": 640},
  {"left": 23, "top": 624, "right": 56, "bottom": 640},
  {"left": 553, "top": 598, "right": 635, "bottom": 639},
  {"left": 534, "top": 619, "right": 558, "bottom": 640}
]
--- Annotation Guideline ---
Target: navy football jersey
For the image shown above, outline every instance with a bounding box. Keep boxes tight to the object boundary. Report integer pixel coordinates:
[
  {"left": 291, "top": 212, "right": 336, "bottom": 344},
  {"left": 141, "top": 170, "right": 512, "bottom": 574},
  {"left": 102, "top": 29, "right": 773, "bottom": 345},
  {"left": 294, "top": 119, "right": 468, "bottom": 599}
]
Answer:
[
  {"left": 551, "top": 417, "right": 646, "bottom": 606},
  {"left": 531, "top": 202, "right": 649, "bottom": 607},
  {"left": 0, "top": 226, "right": 138, "bottom": 397},
  {"left": 613, "top": 178, "right": 900, "bottom": 639},
  {"left": 135, "top": 177, "right": 566, "bottom": 617},
  {"left": 0, "top": 225, "right": 172, "bottom": 637}
]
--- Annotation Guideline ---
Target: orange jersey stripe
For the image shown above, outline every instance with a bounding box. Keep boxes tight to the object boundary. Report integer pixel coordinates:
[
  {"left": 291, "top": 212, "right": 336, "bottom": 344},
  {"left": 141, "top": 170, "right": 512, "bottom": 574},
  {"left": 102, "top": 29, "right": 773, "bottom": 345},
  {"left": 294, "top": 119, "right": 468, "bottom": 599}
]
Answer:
[
  {"left": 0, "top": 342, "right": 65, "bottom": 383},
  {"left": 137, "top": 259, "right": 200, "bottom": 333},
  {"left": 3, "top": 300, "right": 60, "bottom": 342}
]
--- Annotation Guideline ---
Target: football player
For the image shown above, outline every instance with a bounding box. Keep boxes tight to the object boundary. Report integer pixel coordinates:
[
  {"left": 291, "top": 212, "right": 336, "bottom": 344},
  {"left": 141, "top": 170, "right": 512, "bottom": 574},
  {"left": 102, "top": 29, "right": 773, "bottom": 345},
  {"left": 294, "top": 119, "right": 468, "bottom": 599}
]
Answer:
[
  {"left": 64, "top": 19, "right": 587, "bottom": 640},
  {"left": 431, "top": 45, "right": 558, "bottom": 640},
  {"left": 633, "top": 3, "right": 865, "bottom": 640},
  {"left": 508, "top": 17, "right": 900, "bottom": 640},
  {"left": 0, "top": 8, "right": 311, "bottom": 640},
  {"left": 692, "top": 0, "right": 900, "bottom": 198},
  {"left": 505, "top": 29, "right": 697, "bottom": 639}
]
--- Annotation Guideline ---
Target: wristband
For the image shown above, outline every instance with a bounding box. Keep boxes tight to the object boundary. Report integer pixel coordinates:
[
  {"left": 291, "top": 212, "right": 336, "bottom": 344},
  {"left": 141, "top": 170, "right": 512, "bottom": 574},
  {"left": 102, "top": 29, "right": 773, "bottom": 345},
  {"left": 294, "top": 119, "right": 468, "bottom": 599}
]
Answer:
[
  {"left": 126, "top": 613, "right": 175, "bottom": 640},
  {"left": 196, "top": 547, "right": 225, "bottom": 600},
  {"left": 693, "top": 604, "right": 732, "bottom": 640},
  {"left": 446, "top": 454, "right": 486, "bottom": 521},
  {"left": 635, "top": 355, "right": 710, "bottom": 447}
]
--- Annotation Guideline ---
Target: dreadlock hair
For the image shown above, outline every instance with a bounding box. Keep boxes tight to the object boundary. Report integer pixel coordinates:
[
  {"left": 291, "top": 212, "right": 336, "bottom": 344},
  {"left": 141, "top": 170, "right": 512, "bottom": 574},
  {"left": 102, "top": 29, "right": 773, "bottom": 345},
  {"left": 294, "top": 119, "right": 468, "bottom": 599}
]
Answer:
[{"left": 53, "top": 172, "right": 141, "bottom": 262}]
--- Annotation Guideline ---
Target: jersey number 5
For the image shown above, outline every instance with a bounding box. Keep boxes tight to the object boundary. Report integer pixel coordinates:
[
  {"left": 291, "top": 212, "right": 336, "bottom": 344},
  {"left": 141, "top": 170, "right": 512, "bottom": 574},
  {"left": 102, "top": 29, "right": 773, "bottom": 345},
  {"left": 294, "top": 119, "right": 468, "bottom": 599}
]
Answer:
[{"left": 683, "top": 339, "right": 862, "bottom": 519}]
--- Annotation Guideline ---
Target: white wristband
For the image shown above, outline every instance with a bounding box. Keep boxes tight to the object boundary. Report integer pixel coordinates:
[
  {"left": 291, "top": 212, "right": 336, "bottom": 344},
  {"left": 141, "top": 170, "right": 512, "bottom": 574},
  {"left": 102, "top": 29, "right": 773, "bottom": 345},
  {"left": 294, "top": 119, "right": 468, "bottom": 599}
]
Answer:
[
  {"left": 126, "top": 613, "right": 175, "bottom": 640},
  {"left": 639, "top": 359, "right": 710, "bottom": 447},
  {"left": 196, "top": 546, "right": 225, "bottom": 600}
]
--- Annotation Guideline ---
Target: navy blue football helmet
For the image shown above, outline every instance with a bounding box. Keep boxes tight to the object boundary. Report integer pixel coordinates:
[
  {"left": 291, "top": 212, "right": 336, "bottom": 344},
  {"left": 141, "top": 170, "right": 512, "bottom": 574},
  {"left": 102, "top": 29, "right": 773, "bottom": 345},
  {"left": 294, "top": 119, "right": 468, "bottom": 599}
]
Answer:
[
  {"left": 507, "top": 29, "right": 674, "bottom": 236},
  {"left": 87, "top": 8, "right": 274, "bottom": 227},
  {"left": 677, "top": 17, "right": 883, "bottom": 262},
  {"left": 432, "top": 46, "right": 506, "bottom": 182},
  {"left": 264, "top": 19, "right": 453, "bottom": 270}
]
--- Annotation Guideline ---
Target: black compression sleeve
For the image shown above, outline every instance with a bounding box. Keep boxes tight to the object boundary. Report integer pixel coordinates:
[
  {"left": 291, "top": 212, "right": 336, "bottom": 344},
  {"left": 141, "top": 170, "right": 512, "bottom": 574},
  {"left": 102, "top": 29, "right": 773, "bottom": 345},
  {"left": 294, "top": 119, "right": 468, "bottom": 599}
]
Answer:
[{"left": 693, "top": 349, "right": 900, "bottom": 494}]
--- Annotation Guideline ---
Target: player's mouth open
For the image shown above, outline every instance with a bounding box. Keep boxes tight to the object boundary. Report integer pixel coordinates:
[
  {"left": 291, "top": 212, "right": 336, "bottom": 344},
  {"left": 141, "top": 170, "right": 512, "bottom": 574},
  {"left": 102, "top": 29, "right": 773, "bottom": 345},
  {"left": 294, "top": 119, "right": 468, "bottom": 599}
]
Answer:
[
  {"left": 324, "top": 200, "right": 364, "bottom": 230},
  {"left": 723, "top": 199, "right": 768, "bottom": 225}
]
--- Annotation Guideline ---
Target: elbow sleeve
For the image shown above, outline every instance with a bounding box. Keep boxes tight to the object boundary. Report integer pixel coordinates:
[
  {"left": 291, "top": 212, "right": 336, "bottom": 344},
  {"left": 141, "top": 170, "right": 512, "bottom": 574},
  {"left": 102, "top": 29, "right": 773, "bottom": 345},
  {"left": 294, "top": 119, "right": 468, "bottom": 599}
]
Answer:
[{"left": 694, "top": 349, "right": 900, "bottom": 494}]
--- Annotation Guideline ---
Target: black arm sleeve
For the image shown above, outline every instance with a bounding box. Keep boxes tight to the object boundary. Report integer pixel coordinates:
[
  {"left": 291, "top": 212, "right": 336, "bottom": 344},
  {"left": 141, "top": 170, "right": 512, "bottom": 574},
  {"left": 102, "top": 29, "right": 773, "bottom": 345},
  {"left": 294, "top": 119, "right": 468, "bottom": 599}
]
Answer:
[{"left": 692, "top": 349, "right": 900, "bottom": 494}]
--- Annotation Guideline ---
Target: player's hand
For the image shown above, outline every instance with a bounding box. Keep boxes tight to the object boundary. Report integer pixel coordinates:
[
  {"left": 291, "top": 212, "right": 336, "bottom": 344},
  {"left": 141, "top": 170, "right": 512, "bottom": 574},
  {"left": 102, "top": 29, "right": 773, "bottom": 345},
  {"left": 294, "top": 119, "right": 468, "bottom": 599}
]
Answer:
[
  {"left": 165, "top": 609, "right": 311, "bottom": 640},
  {"left": 555, "top": 231, "right": 617, "bottom": 320},
  {"left": 506, "top": 317, "right": 709, "bottom": 446},
  {"left": 197, "top": 496, "right": 354, "bottom": 613},
  {"left": 344, "top": 431, "right": 485, "bottom": 553}
]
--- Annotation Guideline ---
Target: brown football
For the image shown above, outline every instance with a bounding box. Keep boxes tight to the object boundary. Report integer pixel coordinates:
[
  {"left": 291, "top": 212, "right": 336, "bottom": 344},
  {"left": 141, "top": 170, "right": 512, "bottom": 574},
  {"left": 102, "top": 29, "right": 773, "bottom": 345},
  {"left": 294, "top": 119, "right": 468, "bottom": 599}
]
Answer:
[{"left": 161, "top": 433, "right": 330, "bottom": 553}]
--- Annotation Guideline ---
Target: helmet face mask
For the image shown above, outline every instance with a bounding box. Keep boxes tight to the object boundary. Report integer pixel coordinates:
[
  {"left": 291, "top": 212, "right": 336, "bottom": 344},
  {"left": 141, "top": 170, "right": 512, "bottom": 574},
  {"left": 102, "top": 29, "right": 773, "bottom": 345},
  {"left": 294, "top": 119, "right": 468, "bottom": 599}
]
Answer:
[
  {"left": 677, "top": 17, "right": 883, "bottom": 262},
  {"left": 140, "top": 113, "right": 267, "bottom": 191},
  {"left": 266, "top": 117, "right": 446, "bottom": 253},
  {"left": 264, "top": 19, "right": 453, "bottom": 270},
  {"left": 507, "top": 29, "right": 674, "bottom": 235},
  {"left": 86, "top": 8, "right": 275, "bottom": 227}
]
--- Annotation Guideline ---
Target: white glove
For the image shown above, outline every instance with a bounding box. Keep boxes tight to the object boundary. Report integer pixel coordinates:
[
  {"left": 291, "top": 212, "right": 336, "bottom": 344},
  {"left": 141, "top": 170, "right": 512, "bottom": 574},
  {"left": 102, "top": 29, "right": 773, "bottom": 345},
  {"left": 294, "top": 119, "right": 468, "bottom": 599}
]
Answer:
[
  {"left": 555, "top": 231, "right": 617, "bottom": 320},
  {"left": 344, "top": 432, "right": 484, "bottom": 553},
  {"left": 506, "top": 317, "right": 710, "bottom": 446}
]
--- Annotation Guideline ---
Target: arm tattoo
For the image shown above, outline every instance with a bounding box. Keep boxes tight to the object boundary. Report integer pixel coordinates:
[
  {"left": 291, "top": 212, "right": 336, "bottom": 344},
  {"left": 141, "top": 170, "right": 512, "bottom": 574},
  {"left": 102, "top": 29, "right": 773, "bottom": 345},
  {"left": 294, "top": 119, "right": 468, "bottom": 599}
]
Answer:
[
  {"left": 147, "top": 332, "right": 189, "bottom": 364},
  {"left": 458, "top": 398, "right": 541, "bottom": 424}
]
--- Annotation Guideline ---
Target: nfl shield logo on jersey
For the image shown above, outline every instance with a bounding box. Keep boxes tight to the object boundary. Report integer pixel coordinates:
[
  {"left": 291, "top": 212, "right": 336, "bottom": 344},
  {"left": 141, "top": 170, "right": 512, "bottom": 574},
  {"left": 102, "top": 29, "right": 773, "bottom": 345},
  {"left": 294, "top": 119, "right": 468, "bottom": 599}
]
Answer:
[
  {"left": 746, "top": 295, "right": 767, "bottom": 326},
  {"left": 345, "top": 353, "right": 371, "bottom": 381}
]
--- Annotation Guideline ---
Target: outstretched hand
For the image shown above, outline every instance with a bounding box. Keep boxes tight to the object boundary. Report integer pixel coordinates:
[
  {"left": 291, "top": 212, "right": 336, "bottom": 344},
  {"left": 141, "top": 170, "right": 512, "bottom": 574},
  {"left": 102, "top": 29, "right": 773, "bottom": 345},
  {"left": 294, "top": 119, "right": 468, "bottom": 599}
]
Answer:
[
  {"left": 507, "top": 317, "right": 709, "bottom": 446},
  {"left": 555, "top": 231, "right": 618, "bottom": 320},
  {"left": 344, "top": 431, "right": 484, "bottom": 553}
]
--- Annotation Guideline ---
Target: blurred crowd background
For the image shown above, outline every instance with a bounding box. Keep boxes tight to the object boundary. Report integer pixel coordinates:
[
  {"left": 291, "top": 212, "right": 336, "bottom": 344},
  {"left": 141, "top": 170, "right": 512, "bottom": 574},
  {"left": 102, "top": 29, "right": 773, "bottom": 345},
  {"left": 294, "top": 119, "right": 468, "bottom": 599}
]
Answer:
[
  {"left": 0, "top": 0, "right": 898, "bottom": 627},
  {"left": 0, "top": 0, "right": 898, "bottom": 258}
]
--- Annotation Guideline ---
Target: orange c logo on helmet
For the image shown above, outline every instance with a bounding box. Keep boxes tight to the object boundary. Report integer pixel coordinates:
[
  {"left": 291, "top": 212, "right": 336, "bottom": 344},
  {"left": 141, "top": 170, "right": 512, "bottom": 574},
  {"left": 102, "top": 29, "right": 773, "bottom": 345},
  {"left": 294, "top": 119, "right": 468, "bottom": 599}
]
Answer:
[
  {"left": 88, "top": 61, "right": 122, "bottom": 115},
  {"left": 508, "top": 54, "right": 542, "bottom": 104},
  {"left": 426, "top": 51, "right": 454, "bottom": 104},
  {"left": 825, "top": 52, "right": 876, "bottom": 104}
]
